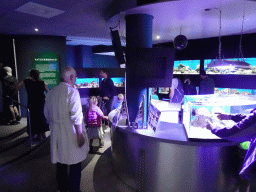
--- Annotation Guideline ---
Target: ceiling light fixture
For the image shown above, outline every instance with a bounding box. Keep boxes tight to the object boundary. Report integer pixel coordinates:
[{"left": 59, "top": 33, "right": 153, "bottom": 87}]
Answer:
[
  {"left": 207, "top": 8, "right": 250, "bottom": 70},
  {"left": 35, "top": 28, "right": 39, "bottom": 32},
  {"left": 156, "top": 35, "right": 160, "bottom": 40}
]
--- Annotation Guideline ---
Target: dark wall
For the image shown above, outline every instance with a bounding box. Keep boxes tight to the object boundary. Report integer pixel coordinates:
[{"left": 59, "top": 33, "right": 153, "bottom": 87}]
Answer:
[
  {"left": 1, "top": 35, "right": 67, "bottom": 116},
  {"left": 66, "top": 45, "right": 120, "bottom": 68},
  {"left": 154, "top": 33, "right": 256, "bottom": 89}
]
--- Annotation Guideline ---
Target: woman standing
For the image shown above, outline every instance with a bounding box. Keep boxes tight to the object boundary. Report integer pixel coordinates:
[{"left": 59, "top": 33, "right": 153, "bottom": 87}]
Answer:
[{"left": 20, "top": 69, "right": 49, "bottom": 141}]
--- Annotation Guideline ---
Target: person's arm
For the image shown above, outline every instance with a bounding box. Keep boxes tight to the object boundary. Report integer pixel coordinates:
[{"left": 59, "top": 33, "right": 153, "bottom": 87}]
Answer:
[
  {"left": 44, "top": 82, "right": 50, "bottom": 92},
  {"left": 207, "top": 111, "right": 256, "bottom": 142},
  {"left": 16, "top": 80, "right": 24, "bottom": 91},
  {"left": 69, "top": 89, "right": 85, "bottom": 147},
  {"left": 217, "top": 113, "right": 247, "bottom": 122},
  {"left": 74, "top": 124, "right": 85, "bottom": 147}
]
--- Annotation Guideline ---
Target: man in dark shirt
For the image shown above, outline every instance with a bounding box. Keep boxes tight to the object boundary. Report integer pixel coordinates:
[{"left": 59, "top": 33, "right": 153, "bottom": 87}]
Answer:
[
  {"left": 199, "top": 70, "right": 215, "bottom": 95},
  {"left": 99, "top": 69, "right": 116, "bottom": 115}
]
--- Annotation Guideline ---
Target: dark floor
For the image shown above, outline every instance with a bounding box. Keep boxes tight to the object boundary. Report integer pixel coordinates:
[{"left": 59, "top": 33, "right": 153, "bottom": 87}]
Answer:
[{"left": 0, "top": 119, "right": 137, "bottom": 192}]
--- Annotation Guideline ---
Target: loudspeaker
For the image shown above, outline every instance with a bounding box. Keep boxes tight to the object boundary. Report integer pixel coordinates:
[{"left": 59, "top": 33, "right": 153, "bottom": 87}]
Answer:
[{"left": 110, "top": 30, "right": 125, "bottom": 65}]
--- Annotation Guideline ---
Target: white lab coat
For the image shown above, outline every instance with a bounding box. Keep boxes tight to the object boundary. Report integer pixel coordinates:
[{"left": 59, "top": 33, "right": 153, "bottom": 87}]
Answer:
[{"left": 44, "top": 82, "right": 88, "bottom": 165}]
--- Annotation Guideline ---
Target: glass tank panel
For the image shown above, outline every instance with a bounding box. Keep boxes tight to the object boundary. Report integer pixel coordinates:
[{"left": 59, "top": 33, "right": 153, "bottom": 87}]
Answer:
[
  {"left": 183, "top": 94, "right": 256, "bottom": 139},
  {"left": 173, "top": 60, "right": 200, "bottom": 74},
  {"left": 76, "top": 78, "right": 99, "bottom": 88},
  {"left": 111, "top": 77, "right": 125, "bottom": 87},
  {"left": 204, "top": 57, "right": 256, "bottom": 75},
  {"left": 101, "top": 77, "right": 125, "bottom": 87},
  {"left": 214, "top": 87, "right": 256, "bottom": 95}
]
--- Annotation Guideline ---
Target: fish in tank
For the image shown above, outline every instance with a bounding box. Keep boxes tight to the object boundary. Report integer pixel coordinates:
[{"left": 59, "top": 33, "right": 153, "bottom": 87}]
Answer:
[
  {"left": 76, "top": 78, "right": 99, "bottom": 88},
  {"left": 204, "top": 57, "right": 256, "bottom": 75},
  {"left": 173, "top": 60, "right": 200, "bottom": 74}
]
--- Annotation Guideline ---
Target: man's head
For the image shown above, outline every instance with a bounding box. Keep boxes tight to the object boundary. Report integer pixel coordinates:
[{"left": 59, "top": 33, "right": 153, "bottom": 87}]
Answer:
[
  {"left": 30, "top": 69, "right": 40, "bottom": 80},
  {"left": 3, "top": 66, "right": 12, "bottom": 76},
  {"left": 60, "top": 66, "right": 77, "bottom": 87},
  {"left": 99, "top": 68, "right": 107, "bottom": 79}
]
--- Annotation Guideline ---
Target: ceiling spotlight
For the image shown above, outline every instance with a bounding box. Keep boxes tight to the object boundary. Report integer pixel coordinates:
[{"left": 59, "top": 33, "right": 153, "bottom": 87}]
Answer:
[
  {"left": 35, "top": 28, "right": 39, "bottom": 32},
  {"left": 156, "top": 35, "right": 160, "bottom": 40}
]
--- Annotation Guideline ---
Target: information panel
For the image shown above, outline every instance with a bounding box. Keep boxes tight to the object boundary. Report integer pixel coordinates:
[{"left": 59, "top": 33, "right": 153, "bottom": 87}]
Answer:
[{"left": 33, "top": 52, "right": 59, "bottom": 89}]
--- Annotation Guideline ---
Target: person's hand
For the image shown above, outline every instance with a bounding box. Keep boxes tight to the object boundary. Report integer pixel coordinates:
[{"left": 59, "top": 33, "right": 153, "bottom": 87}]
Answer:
[
  {"left": 103, "top": 96, "right": 109, "bottom": 100},
  {"left": 77, "top": 133, "right": 85, "bottom": 147},
  {"left": 206, "top": 120, "right": 213, "bottom": 131},
  {"left": 216, "top": 113, "right": 231, "bottom": 120}
]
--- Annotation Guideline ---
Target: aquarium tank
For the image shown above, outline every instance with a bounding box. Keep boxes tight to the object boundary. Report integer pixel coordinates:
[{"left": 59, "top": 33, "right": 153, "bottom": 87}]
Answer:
[
  {"left": 76, "top": 78, "right": 99, "bottom": 88},
  {"left": 173, "top": 60, "right": 200, "bottom": 74},
  {"left": 214, "top": 88, "right": 256, "bottom": 95},
  {"left": 111, "top": 77, "right": 125, "bottom": 87},
  {"left": 183, "top": 94, "right": 256, "bottom": 139},
  {"left": 204, "top": 57, "right": 256, "bottom": 75}
]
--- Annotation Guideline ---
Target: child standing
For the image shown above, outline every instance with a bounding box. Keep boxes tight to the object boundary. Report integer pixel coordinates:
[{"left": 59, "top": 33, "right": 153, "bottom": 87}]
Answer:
[
  {"left": 84, "top": 96, "right": 108, "bottom": 153},
  {"left": 112, "top": 93, "right": 124, "bottom": 110}
]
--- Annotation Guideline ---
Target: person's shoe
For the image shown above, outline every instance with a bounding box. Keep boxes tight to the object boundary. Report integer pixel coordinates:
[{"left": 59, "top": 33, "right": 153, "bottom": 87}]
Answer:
[
  {"left": 10, "top": 120, "right": 19, "bottom": 125},
  {"left": 16, "top": 116, "right": 21, "bottom": 121}
]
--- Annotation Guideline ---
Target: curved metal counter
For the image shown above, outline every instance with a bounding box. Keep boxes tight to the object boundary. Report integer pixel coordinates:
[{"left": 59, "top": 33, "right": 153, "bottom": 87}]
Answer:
[{"left": 111, "top": 126, "right": 240, "bottom": 192}]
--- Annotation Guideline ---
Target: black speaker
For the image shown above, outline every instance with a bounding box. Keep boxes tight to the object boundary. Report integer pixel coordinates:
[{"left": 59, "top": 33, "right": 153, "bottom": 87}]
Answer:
[{"left": 110, "top": 30, "right": 125, "bottom": 65}]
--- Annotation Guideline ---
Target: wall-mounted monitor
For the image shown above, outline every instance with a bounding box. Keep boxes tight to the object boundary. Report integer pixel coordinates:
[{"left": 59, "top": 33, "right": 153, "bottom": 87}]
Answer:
[
  {"left": 173, "top": 60, "right": 200, "bottom": 74},
  {"left": 204, "top": 57, "right": 256, "bottom": 75},
  {"left": 76, "top": 78, "right": 99, "bottom": 88}
]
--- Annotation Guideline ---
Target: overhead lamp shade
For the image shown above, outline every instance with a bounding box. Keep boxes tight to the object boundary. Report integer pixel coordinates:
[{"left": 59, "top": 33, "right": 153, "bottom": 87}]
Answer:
[{"left": 173, "top": 35, "right": 188, "bottom": 50}]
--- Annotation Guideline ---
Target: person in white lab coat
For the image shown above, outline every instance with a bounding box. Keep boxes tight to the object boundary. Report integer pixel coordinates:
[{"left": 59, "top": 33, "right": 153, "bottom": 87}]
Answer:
[{"left": 44, "top": 66, "right": 89, "bottom": 192}]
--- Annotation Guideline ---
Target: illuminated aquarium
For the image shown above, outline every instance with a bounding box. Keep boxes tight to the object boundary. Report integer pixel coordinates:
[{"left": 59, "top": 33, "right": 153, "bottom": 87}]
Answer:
[
  {"left": 204, "top": 57, "right": 256, "bottom": 75},
  {"left": 101, "top": 77, "right": 125, "bottom": 87},
  {"left": 158, "top": 87, "right": 169, "bottom": 94},
  {"left": 76, "top": 78, "right": 99, "bottom": 88},
  {"left": 183, "top": 94, "right": 256, "bottom": 139},
  {"left": 173, "top": 60, "right": 200, "bottom": 74},
  {"left": 214, "top": 87, "right": 256, "bottom": 95},
  {"left": 111, "top": 77, "right": 125, "bottom": 87}
]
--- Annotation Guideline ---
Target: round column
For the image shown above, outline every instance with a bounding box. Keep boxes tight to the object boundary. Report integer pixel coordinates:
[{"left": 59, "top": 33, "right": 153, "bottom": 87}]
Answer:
[{"left": 125, "top": 14, "right": 153, "bottom": 123}]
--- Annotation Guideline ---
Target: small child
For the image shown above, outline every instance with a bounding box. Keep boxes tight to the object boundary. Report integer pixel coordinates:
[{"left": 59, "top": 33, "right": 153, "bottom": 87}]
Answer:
[
  {"left": 112, "top": 93, "right": 124, "bottom": 110},
  {"left": 84, "top": 96, "right": 108, "bottom": 153}
]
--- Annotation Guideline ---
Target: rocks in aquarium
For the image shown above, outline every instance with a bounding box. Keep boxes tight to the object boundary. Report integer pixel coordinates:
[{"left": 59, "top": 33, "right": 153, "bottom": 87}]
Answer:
[
  {"left": 190, "top": 107, "right": 227, "bottom": 129},
  {"left": 173, "top": 63, "right": 199, "bottom": 74}
]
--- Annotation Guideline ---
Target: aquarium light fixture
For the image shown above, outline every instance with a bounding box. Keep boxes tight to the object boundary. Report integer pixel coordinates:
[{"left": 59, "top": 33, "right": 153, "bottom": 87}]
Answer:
[
  {"left": 207, "top": 59, "right": 251, "bottom": 69},
  {"left": 207, "top": 9, "right": 251, "bottom": 70}
]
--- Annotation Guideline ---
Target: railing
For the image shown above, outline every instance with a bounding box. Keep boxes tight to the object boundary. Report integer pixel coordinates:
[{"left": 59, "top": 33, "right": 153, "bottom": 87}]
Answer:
[{"left": 6, "top": 96, "right": 32, "bottom": 146}]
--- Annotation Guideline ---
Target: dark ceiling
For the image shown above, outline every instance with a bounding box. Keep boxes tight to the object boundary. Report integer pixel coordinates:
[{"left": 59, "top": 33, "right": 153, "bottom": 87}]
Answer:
[{"left": 0, "top": 0, "right": 255, "bottom": 46}]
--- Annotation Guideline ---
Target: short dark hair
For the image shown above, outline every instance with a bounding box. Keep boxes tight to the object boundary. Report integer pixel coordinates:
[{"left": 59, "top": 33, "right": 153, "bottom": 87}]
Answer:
[
  {"left": 100, "top": 68, "right": 107, "bottom": 74},
  {"left": 30, "top": 69, "right": 40, "bottom": 80},
  {"left": 201, "top": 70, "right": 206, "bottom": 76}
]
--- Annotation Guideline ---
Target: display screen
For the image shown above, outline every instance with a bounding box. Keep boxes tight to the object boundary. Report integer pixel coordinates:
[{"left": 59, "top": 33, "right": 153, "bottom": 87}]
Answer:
[
  {"left": 76, "top": 78, "right": 99, "bottom": 88},
  {"left": 183, "top": 95, "right": 256, "bottom": 140},
  {"left": 173, "top": 60, "right": 200, "bottom": 74},
  {"left": 204, "top": 57, "right": 256, "bottom": 75}
]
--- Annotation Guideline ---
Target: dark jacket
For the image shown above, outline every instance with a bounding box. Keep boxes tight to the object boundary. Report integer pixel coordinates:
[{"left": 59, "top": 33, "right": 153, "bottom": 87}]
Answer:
[{"left": 211, "top": 109, "right": 256, "bottom": 179}]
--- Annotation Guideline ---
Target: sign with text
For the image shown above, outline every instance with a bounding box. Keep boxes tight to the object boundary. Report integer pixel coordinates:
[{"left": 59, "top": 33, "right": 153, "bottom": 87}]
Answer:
[{"left": 33, "top": 52, "right": 59, "bottom": 89}]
